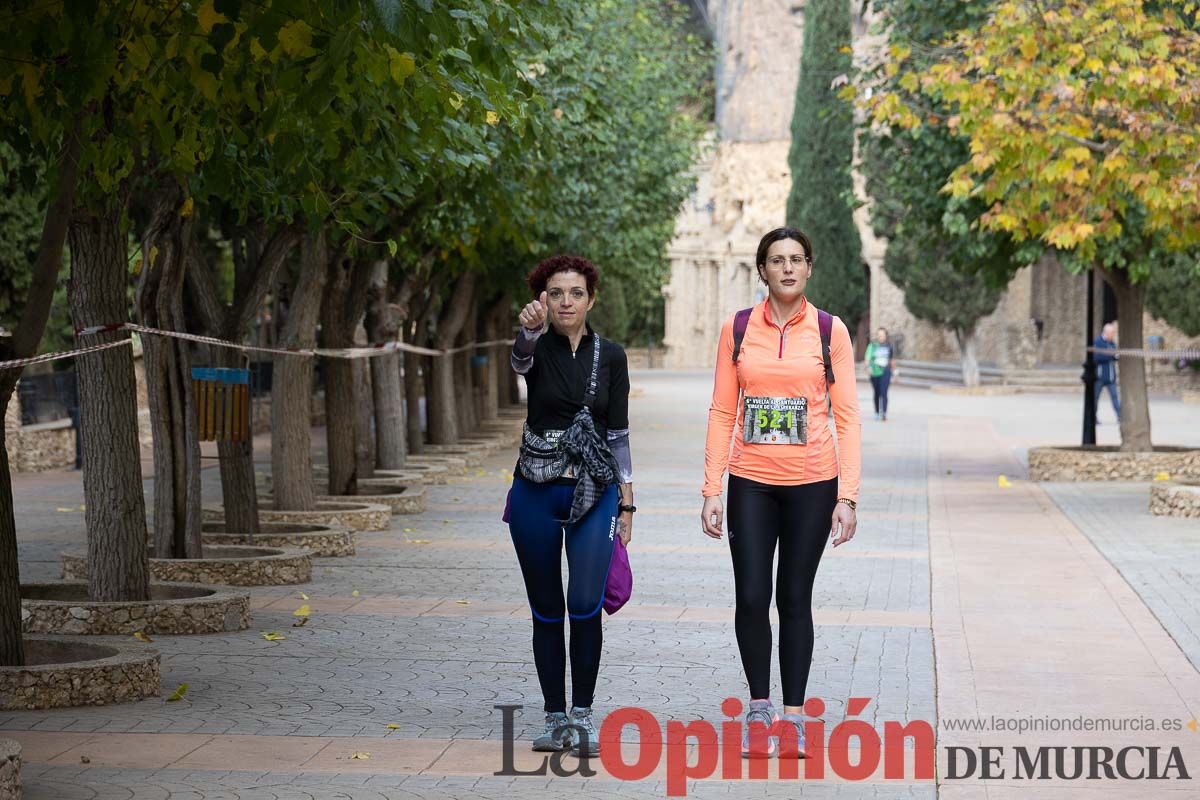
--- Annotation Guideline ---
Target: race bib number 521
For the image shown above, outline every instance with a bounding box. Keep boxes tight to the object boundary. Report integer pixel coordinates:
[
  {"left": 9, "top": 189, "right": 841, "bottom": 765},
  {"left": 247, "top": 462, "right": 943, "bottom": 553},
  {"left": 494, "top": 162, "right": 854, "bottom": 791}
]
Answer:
[{"left": 743, "top": 396, "right": 808, "bottom": 445}]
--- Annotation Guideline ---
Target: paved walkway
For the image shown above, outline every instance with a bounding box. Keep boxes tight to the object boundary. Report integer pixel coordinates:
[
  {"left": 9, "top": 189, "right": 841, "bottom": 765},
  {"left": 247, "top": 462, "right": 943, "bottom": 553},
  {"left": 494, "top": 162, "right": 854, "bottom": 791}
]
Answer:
[{"left": 3, "top": 377, "right": 1200, "bottom": 798}]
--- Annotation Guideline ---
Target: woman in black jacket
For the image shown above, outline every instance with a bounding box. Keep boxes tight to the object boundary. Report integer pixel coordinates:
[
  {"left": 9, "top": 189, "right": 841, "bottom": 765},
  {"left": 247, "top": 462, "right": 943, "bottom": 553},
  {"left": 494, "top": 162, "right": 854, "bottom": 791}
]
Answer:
[{"left": 507, "top": 254, "right": 635, "bottom": 757}]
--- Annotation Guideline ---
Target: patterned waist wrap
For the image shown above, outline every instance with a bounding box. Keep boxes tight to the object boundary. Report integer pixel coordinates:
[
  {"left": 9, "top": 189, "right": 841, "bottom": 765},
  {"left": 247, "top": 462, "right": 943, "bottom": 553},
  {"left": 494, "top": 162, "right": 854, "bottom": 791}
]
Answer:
[{"left": 516, "top": 407, "right": 620, "bottom": 524}]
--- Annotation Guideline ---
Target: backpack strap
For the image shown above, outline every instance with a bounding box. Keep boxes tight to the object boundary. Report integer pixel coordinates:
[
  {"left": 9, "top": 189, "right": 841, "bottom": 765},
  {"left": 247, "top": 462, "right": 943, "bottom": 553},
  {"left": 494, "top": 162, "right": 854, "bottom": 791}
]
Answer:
[
  {"left": 732, "top": 304, "right": 835, "bottom": 387},
  {"left": 730, "top": 308, "right": 754, "bottom": 363},
  {"left": 582, "top": 331, "right": 602, "bottom": 410},
  {"left": 818, "top": 309, "right": 835, "bottom": 386}
]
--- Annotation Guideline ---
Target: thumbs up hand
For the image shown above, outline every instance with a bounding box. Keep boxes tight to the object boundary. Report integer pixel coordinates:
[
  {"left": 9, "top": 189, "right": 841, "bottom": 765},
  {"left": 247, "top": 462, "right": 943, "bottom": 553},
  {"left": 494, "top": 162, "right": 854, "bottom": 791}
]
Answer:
[{"left": 519, "top": 291, "right": 549, "bottom": 332}]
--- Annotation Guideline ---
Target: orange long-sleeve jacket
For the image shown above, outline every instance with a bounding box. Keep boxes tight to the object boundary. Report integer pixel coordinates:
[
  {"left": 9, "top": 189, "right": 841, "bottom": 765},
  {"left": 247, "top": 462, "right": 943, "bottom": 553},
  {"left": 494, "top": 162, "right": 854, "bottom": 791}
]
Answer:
[{"left": 702, "top": 297, "right": 862, "bottom": 500}]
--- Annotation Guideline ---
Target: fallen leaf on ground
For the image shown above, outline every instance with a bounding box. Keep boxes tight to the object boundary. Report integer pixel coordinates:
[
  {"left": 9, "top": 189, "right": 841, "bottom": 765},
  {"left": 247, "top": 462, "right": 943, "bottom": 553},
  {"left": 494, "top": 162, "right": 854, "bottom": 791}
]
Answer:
[
  {"left": 997, "top": 475, "right": 1012, "bottom": 488},
  {"left": 262, "top": 631, "right": 286, "bottom": 641},
  {"left": 456, "top": 600, "right": 470, "bottom": 605},
  {"left": 351, "top": 590, "right": 360, "bottom": 597},
  {"left": 351, "top": 751, "right": 371, "bottom": 760},
  {"left": 80, "top": 755, "right": 90, "bottom": 764},
  {"left": 132, "top": 631, "right": 152, "bottom": 643},
  {"left": 406, "top": 539, "right": 430, "bottom": 544},
  {"left": 56, "top": 507, "right": 75, "bottom": 513},
  {"left": 386, "top": 723, "right": 400, "bottom": 730},
  {"left": 1155, "top": 471, "right": 1172, "bottom": 481},
  {"left": 403, "top": 528, "right": 415, "bottom": 533},
  {"left": 165, "top": 683, "right": 189, "bottom": 702},
  {"left": 293, "top": 604, "right": 311, "bottom": 617},
  {"left": 299, "top": 592, "right": 309, "bottom": 600}
]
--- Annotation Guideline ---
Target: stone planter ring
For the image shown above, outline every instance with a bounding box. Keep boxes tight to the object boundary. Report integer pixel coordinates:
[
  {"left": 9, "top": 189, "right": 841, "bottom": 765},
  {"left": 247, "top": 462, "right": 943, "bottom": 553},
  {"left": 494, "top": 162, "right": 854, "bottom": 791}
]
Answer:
[{"left": 21, "top": 581, "right": 250, "bottom": 635}]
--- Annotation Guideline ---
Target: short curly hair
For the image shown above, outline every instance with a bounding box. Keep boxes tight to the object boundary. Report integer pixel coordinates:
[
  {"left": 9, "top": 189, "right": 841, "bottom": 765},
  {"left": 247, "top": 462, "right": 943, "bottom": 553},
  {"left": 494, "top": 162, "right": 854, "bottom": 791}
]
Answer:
[{"left": 526, "top": 254, "right": 600, "bottom": 298}]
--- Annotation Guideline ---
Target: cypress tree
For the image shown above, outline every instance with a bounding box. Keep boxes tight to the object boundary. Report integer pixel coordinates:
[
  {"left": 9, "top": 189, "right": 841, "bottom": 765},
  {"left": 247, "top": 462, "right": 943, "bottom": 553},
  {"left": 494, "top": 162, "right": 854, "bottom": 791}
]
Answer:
[{"left": 786, "top": 0, "right": 865, "bottom": 335}]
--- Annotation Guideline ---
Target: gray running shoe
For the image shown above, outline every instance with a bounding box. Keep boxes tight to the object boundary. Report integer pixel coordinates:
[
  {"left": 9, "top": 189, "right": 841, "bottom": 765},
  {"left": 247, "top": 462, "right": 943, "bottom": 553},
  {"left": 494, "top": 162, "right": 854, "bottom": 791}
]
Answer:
[
  {"left": 531, "top": 711, "right": 575, "bottom": 752},
  {"left": 741, "top": 699, "right": 779, "bottom": 758},
  {"left": 778, "top": 712, "right": 807, "bottom": 758},
  {"left": 570, "top": 706, "right": 600, "bottom": 757}
]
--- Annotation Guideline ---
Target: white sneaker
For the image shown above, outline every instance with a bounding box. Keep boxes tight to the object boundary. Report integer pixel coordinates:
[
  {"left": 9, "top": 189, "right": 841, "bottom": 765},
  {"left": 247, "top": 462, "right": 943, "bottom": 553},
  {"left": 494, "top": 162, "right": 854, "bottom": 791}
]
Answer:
[
  {"left": 531, "top": 711, "right": 575, "bottom": 752},
  {"left": 570, "top": 706, "right": 600, "bottom": 757},
  {"left": 741, "top": 699, "right": 779, "bottom": 758}
]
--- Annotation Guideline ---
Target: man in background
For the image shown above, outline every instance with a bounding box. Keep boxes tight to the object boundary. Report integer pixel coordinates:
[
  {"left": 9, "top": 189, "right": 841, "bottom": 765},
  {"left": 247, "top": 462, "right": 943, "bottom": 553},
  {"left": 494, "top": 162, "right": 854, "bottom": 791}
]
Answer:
[{"left": 1093, "top": 322, "right": 1120, "bottom": 423}]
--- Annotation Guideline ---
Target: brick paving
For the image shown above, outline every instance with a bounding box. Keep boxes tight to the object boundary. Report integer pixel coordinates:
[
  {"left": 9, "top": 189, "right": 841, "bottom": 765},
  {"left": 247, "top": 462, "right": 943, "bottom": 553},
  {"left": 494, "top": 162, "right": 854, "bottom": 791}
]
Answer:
[{"left": 5, "top": 376, "right": 1200, "bottom": 798}]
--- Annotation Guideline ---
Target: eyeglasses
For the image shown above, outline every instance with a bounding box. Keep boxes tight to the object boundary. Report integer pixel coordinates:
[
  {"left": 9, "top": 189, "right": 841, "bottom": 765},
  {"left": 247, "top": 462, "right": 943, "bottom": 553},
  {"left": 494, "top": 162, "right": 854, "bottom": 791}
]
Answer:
[
  {"left": 547, "top": 288, "right": 587, "bottom": 302},
  {"left": 765, "top": 255, "right": 811, "bottom": 269}
]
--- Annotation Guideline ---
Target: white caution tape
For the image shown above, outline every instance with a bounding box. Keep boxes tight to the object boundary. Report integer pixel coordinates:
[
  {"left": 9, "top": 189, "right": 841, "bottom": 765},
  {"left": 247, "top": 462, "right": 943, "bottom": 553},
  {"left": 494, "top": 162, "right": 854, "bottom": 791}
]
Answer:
[
  {"left": 0, "top": 338, "right": 134, "bottom": 370},
  {"left": 1086, "top": 346, "right": 1200, "bottom": 360},
  {"left": 68, "top": 321, "right": 511, "bottom": 362}
]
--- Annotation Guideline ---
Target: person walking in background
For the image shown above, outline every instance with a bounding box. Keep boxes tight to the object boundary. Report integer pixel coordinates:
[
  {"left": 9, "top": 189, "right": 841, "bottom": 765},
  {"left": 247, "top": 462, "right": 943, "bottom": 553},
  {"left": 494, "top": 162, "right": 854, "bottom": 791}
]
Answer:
[
  {"left": 1093, "top": 322, "right": 1121, "bottom": 423},
  {"left": 864, "top": 327, "right": 896, "bottom": 421}
]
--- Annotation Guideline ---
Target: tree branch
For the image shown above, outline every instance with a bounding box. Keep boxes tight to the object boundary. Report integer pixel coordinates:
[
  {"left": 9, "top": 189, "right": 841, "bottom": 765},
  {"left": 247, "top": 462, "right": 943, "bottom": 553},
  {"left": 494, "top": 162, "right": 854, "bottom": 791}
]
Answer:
[{"left": 2, "top": 115, "right": 83, "bottom": 403}]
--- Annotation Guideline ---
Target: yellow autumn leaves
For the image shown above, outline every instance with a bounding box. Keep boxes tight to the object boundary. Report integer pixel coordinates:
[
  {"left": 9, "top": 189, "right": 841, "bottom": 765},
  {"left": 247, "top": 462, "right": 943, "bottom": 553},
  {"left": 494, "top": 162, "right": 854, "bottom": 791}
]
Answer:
[{"left": 860, "top": 0, "right": 1200, "bottom": 256}]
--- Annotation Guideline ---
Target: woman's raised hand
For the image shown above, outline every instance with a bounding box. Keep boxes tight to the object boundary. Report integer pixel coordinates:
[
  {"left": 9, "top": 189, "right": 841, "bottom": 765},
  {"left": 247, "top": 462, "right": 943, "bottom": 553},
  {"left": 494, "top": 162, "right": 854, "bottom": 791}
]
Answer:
[{"left": 519, "top": 291, "right": 549, "bottom": 331}]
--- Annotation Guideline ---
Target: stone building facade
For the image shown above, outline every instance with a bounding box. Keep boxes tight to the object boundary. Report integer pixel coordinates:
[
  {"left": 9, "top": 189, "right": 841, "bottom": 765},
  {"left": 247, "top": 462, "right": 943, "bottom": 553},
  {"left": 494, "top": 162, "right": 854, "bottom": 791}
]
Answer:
[{"left": 662, "top": 0, "right": 1199, "bottom": 382}]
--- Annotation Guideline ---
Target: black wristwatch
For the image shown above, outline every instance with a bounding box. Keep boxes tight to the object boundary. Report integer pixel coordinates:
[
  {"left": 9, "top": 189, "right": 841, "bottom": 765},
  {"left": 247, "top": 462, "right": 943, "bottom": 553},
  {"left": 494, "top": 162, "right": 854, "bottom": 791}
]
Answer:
[{"left": 618, "top": 503, "right": 637, "bottom": 514}]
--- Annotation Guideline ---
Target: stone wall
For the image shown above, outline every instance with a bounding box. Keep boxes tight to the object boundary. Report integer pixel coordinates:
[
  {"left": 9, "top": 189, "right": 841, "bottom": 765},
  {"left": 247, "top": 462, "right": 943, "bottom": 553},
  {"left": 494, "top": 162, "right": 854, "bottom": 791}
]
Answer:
[
  {"left": 5, "top": 397, "right": 75, "bottom": 473},
  {"left": 0, "top": 638, "right": 160, "bottom": 710},
  {"left": 0, "top": 739, "right": 18, "bottom": 800}
]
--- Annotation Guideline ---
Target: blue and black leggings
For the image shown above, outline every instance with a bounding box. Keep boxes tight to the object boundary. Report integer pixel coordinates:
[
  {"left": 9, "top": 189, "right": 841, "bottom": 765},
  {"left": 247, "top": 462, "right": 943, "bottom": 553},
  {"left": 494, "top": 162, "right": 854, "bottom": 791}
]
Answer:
[{"left": 508, "top": 475, "right": 618, "bottom": 712}]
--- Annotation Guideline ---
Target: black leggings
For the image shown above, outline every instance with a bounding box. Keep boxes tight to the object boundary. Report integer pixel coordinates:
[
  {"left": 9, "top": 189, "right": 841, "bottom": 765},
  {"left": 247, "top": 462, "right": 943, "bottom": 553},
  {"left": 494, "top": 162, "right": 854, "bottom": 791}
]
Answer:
[
  {"left": 508, "top": 475, "right": 618, "bottom": 712},
  {"left": 726, "top": 474, "right": 838, "bottom": 707}
]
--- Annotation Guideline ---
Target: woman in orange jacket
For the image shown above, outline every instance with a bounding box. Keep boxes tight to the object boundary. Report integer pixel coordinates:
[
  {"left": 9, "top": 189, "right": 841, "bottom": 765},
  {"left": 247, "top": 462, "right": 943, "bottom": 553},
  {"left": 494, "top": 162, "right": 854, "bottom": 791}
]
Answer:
[{"left": 700, "top": 227, "right": 861, "bottom": 758}]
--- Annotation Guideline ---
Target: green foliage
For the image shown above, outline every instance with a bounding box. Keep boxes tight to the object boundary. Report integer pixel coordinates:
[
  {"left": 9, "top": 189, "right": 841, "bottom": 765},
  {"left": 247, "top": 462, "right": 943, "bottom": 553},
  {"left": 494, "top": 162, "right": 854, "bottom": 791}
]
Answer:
[
  {"left": 862, "top": 0, "right": 1033, "bottom": 337},
  {"left": 1146, "top": 258, "right": 1200, "bottom": 338},
  {"left": 0, "top": 0, "right": 704, "bottom": 350},
  {"left": 534, "top": 0, "right": 706, "bottom": 343},
  {"left": 394, "top": 0, "right": 708, "bottom": 344},
  {"left": 883, "top": 230, "right": 1004, "bottom": 334},
  {"left": 0, "top": 144, "right": 42, "bottom": 331},
  {"left": 1055, "top": 204, "right": 1200, "bottom": 337},
  {"left": 786, "top": 0, "right": 864, "bottom": 334}
]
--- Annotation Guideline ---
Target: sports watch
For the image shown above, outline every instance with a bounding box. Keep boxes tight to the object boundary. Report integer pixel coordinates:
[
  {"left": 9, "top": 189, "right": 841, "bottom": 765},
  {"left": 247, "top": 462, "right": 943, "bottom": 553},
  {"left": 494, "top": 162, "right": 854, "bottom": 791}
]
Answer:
[{"left": 618, "top": 503, "right": 637, "bottom": 514}]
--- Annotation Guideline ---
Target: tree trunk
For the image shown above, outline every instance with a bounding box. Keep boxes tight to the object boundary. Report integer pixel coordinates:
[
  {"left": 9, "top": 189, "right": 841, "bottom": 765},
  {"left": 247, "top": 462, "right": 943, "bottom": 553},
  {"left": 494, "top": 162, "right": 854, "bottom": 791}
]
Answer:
[
  {"left": 1102, "top": 267, "right": 1152, "bottom": 452},
  {"left": 353, "top": 341, "right": 375, "bottom": 479},
  {"left": 271, "top": 231, "right": 327, "bottom": 511},
  {"left": 455, "top": 302, "right": 479, "bottom": 433},
  {"left": 366, "top": 262, "right": 406, "bottom": 469},
  {"left": 0, "top": 425, "right": 22, "bottom": 666},
  {"left": 404, "top": 271, "right": 444, "bottom": 453},
  {"left": 137, "top": 183, "right": 202, "bottom": 559},
  {"left": 320, "top": 253, "right": 372, "bottom": 495},
  {"left": 372, "top": 353, "right": 404, "bottom": 468},
  {"left": 955, "top": 326, "right": 980, "bottom": 388},
  {"left": 404, "top": 349, "right": 425, "bottom": 454},
  {"left": 213, "top": 345, "right": 260, "bottom": 533},
  {"left": 68, "top": 206, "right": 150, "bottom": 602},
  {"left": 429, "top": 273, "right": 478, "bottom": 444},
  {"left": 481, "top": 294, "right": 510, "bottom": 421},
  {"left": 0, "top": 121, "right": 82, "bottom": 666}
]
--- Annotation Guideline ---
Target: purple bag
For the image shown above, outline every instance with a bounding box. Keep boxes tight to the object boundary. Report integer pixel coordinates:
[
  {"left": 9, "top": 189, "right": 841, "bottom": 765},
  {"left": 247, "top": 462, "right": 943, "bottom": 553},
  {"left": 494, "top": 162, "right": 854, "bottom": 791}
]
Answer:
[{"left": 603, "top": 536, "right": 633, "bottom": 615}]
